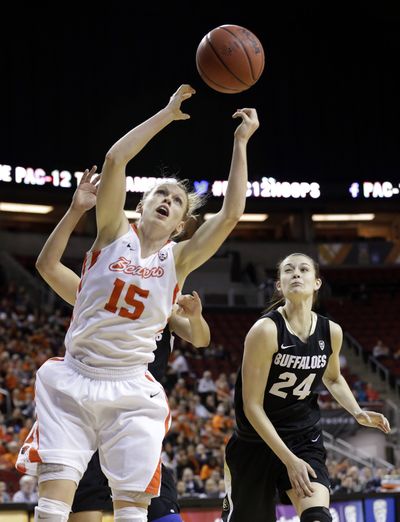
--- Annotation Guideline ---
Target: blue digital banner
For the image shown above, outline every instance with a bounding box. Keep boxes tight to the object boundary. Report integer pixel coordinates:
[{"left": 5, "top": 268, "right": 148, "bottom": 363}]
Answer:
[
  {"left": 330, "top": 501, "right": 364, "bottom": 522},
  {"left": 364, "top": 497, "right": 395, "bottom": 522},
  {"left": 276, "top": 500, "right": 364, "bottom": 521}
]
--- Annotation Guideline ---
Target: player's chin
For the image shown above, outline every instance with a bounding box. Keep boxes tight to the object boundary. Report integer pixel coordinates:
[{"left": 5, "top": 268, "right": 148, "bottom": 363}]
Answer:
[{"left": 287, "top": 287, "right": 305, "bottom": 296}]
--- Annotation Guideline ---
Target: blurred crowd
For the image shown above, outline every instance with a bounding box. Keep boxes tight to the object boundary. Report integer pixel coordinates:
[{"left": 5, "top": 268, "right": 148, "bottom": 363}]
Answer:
[{"left": 0, "top": 282, "right": 396, "bottom": 504}]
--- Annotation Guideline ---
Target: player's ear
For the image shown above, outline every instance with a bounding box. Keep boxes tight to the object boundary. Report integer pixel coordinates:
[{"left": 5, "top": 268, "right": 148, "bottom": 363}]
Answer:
[
  {"left": 315, "top": 278, "right": 322, "bottom": 291},
  {"left": 176, "top": 220, "right": 185, "bottom": 234},
  {"left": 172, "top": 220, "right": 185, "bottom": 238},
  {"left": 136, "top": 201, "right": 143, "bottom": 214}
]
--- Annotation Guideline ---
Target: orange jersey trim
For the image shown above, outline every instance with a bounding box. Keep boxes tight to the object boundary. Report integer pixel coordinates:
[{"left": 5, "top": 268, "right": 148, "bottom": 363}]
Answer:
[
  {"left": 145, "top": 390, "right": 171, "bottom": 495},
  {"left": 172, "top": 284, "right": 179, "bottom": 305}
]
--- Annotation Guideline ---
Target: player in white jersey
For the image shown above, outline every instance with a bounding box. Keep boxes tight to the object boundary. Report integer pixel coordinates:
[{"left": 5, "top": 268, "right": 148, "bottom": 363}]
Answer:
[
  {"left": 18, "top": 84, "right": 259, "bottom": 522},
  {"left": 16, "top": 167, "right": 210, "bottom": 522}
]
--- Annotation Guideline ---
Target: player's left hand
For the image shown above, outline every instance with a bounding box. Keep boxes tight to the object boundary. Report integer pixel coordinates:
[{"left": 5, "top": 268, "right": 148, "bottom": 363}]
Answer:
[
  {"left": 355, "top": 410, "right": 391, "bottom": 433},
  {"left": 175, "top": 291, "right": 202, "bottom": 318},
  {"left": 232, "top": 108, "right": 259, "bottom": 141}
]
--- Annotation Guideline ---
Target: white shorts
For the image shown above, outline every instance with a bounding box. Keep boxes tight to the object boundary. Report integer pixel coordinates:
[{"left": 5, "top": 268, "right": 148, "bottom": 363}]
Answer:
[{"left": 17, "top": 355, "right": 171, "bottom": 495}]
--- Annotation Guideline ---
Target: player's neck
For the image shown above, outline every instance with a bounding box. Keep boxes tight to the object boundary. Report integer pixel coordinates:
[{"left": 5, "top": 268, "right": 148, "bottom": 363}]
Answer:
[
  {"left": 136, "top": 223, "right": 170, "bottom": 257},
  {"left": 280, "top": 304, "right": 315, "bottom": 342}
]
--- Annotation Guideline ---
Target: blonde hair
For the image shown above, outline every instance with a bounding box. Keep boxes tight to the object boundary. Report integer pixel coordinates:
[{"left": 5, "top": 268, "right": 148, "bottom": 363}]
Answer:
[{"left": 140, "top": 177, "right": 207, "bottom": 220}]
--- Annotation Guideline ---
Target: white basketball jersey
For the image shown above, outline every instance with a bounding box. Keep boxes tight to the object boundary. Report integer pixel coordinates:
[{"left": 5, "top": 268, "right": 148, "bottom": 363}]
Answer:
[{"left": 65, "top": 224, "right": 179, "bottom": 368}]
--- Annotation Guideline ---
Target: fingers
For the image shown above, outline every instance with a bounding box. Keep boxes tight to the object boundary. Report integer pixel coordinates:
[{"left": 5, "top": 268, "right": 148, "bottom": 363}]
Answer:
[
  {"left": 169, "top": 85, "right": 196, "bottom": 121},
  {"left": 361, "top": 411, "right": 372, "bottom": 424},
  {"left": 191, "top": 290, "right": 200, "bottom": 301},
  {"left": 361, "top": 411, "right": 391, "bottom": 433},
  {"left": 293, "top": 478, "right": 314, "bottom": 498},
  {"left": 297, "top": 464, "right": 316, "bottom": 497},
  {"left": 172, "top": 84, "right": 196, "bottom": 103},
  {"left": 232, "top": 108, "right": 257, "bottom": 119},
  {"left": 176, "top": 292, "right": 201, "bottom": 317},
  {"left": 299, "top": 472, "right": 315, "bottom": 497},
  {"left": 293, "top": 480, "right": 303, "bottom": 498},
  {"left": 306, "top": 463, "right": 317, "bottom": 479},
  {"left": 177, "top": 84, "right": 196, "bottom": 96},
  {"left": 302, "top": 482, "right": 314, "bottom": 497},
  {"left": 379, "top": 414, "right": 391, "bottom": 433},
  {"left": 88, "top": 166, "right": 99, "bottom": 184},
  {"left": 289, "top": 460, "right": 317, "bottom": 499},
  {"left": 178, "top": 293, "right": 196, "bottom": 306},
  {"left": 175, "top": 305, "right": 184, "bottom": 316},
  {"left": 91, "top": 174, "right": 101, "bottom": 186},
  {"left": 80, "top": 168, "right": 90, "bottom": 184},
  {"left": 303, "top": 481, "right": 315, "bottom": 497},
  {"left": 383, "top": 416, "right": 391, "bottom": 433},
  {"left": 232, "top": 110, "right": 246, "bottom": 120},
  {"left": 80, "top": 165, "right": 98, "bottom": 185}
]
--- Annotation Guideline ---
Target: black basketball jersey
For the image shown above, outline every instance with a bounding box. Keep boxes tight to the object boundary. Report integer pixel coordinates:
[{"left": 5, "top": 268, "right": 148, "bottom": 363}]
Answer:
[
  {"left": 235, "top": 309, "right": 333, "bottom": 440},
  {"left": 149, "top": 324, "right": 174, "bottom": 382}
]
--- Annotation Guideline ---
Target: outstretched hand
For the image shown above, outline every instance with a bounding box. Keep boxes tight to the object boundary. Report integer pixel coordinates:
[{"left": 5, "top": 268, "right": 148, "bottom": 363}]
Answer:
[
  {"left": 167, "top": 84, "right": 196, "bottom": 121},
  {"left": 355, "top": 410, "right": 391, "bottom": 433},
  {"left": 71, "top": 166, "right": 100, "bottom": 212},
  {"left": 175, "top": 291, "right": 202, "bottom": 318},
  {"left": 232, "top": 108, "right": 259, "bottom": 141}
]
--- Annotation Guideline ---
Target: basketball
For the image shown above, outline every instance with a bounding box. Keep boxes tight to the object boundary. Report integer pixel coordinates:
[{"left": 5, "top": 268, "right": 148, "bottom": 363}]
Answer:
[{"left": 196, "top": 24, "right": 265, "bottom": 94}]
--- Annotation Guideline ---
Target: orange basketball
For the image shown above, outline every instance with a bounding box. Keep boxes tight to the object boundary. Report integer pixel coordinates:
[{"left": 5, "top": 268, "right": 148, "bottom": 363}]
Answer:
[{"left": 196, "top": 24, "right": 265, "bottom": 94}]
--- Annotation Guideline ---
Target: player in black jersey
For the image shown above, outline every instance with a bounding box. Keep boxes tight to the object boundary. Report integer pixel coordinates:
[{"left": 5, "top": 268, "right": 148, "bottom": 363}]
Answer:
[
  {"left": 30, "top": 169, "right": 210, "bottom": 522},
  {"left": 222, "top": 253, "right": 390, "bottom": 522}
]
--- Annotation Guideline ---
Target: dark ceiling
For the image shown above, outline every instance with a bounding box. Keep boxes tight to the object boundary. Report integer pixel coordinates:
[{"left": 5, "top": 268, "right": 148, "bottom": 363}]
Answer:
[{"left": 2, "top": 2, "right": 400, "bottom": 187}]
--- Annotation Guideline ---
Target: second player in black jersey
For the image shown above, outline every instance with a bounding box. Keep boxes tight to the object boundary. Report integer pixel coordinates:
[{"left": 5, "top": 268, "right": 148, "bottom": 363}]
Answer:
[{"left": 222, "top": 253, "right": 390, "bottom": 522}]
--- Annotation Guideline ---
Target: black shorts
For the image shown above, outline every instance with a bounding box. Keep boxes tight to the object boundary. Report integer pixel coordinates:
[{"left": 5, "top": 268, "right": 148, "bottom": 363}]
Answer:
[
  {"left": 222, "top": 424, "right": 331, "bottom": 522},
  {"left": 72, "top": 451, "right": 180, "bottom": 521}
]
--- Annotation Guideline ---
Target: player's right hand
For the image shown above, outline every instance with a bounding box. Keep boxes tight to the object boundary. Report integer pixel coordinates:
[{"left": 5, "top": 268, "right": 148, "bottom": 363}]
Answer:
[
  {"left": 286, "top": 455, "right": 317, "bottom": 499},
  {"left": 72, "top": 166, "right": 100, "bottom": 212},
  {"left": 167, "top": 84, "right": 196, "bottom": 120}
]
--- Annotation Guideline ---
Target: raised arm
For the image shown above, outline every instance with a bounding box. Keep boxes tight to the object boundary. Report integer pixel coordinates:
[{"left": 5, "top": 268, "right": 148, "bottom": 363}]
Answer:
[
  {"left": 94, "top": 84, "right": 196, "bottom": 249},
  {"left": 36, "top": 167, "right": 99, "bottom": 305},
  {"left": 323, "top": 320, "right": 390, "bottom": 433},
  {"left": 168, "top": 291, "right": 210, "bottom": 348},
  {"left": 173, "top": 108, "right": 259, "bottom": 284}
]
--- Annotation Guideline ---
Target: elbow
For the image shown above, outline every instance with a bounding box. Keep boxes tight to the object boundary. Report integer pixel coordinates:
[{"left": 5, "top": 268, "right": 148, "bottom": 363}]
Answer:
[
  {"left": 35, "top": 258, "right": 46, "bottom": 277},
  {"left": 229, "top": 213, "right": 243, "bottom": 224},
  {"left": 35, "top": 257, "right": 56, "bottom": 280},
  {"left": 193, "top": 336, "right": 211, "bottom": 349},
  {"left": 244, "top": 406, "right": 256, "bottom": 427},
  {"left": 322, "top": 376, "right": 336, "bottom": 389},
  {"left": 104, "top": 150, "right": 119, "bottom": 167},
  {"left": 104, "top": 149, "right": 128, "bottom": 168},
  {"left": 243, "top": 402, "right": 257, "bottom": 423},
  {"left": 221, "top": 197, "right": 246, "bottom": 222},
  {"left": 222, "top": 214, "right": 242, "bottom": 229}
]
